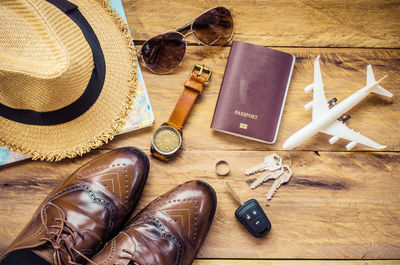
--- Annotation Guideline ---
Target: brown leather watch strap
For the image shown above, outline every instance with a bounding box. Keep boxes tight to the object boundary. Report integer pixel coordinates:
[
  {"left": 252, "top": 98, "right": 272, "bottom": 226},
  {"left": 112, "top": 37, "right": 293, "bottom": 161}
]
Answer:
[
  {"left": 152, "top": 151, "right": 167, "bottom": 161},
  {"left": 167, "top": 72, "right": 207, "bottom": 130}
]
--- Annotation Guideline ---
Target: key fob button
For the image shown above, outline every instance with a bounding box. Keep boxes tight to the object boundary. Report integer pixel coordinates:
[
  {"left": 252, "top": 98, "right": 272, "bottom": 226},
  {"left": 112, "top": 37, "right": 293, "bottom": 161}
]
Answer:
[
  {"left": 243, "top": 209, "right": 259, "bottom": 221},
  {"left": 251, "top": 216, "right": 262, "bottom": 226},
  {"left": 250, "top": 216, "right": 266, "bottom": 231}
]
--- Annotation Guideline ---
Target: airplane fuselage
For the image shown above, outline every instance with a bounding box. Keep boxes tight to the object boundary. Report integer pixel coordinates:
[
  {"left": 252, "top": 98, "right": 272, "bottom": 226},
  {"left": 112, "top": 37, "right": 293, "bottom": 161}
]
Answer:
[{"left": 283, "top": 82, "right": 378, "bottom": 150}]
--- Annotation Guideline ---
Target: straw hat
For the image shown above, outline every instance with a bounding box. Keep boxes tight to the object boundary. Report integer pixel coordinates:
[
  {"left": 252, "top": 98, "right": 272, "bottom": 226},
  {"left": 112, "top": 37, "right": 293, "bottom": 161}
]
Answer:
[{"left": 0, "top": 0, "right": 137, "bottom": 161}]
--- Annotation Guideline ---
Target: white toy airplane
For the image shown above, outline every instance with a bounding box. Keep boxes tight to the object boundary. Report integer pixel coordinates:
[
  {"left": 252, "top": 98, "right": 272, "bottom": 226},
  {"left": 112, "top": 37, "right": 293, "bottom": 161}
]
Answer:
[{"left": 283, "top": 56, "right": 393, "bottom": 150}]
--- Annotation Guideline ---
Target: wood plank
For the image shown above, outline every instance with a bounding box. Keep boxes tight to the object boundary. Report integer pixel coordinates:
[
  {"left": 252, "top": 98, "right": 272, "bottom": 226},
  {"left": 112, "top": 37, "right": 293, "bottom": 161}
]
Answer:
[
  {"left": 2, "top": 0, "right": 399, "bottom": 263},
  {"left": 106, "top": 46, "right": 400, "bottom": 152},
  {"left": 193, "top": 260, "right": 400, "bottom": 265},
  {"left": 122, "top": 0, "right": 400, "bottom": 48},
  {"left": 1, "top": 150, "right": 399, "bottom": 259}
]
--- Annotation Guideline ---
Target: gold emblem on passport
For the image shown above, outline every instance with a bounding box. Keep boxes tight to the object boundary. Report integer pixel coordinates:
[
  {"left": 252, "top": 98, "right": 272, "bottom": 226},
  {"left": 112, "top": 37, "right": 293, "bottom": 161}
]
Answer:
[
  {"left": 239, "top": 123, "right": 248, "bottom": 129},
  {"left": 152, "top": 125, "right": 182, "bottom": 155}
]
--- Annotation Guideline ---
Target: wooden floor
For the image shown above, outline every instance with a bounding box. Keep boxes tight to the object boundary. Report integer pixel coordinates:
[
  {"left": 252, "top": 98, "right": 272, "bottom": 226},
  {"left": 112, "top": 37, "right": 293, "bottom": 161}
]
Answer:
[{"left": 1, "top": 0, "right": 400, "bottom": 264}]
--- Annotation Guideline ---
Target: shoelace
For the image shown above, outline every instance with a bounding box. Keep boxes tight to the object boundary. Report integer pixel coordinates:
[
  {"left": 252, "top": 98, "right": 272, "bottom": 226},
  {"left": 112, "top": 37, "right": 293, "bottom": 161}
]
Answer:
[
  {"left": 39, "top": 202, "right": 98, "bottom": 265},
  {"left": 119, "top": 248, "right": 142, "bottom": 265},
  {"left": 39, "top": 202, "right": 146, "bottom": 265}
]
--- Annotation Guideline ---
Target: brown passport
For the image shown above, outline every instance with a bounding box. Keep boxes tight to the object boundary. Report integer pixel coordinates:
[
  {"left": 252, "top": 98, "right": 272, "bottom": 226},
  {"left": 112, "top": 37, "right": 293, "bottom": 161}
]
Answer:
[{"left": 211, "top": 41, "right": 295, "bottom": 143}]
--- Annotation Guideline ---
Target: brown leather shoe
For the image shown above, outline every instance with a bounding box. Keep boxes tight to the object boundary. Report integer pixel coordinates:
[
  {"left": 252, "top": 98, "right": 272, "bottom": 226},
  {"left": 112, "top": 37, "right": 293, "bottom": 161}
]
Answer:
[
  {"left": 0, "top": 147, "right": 149, "bottom": 265},
  {"left": 90, "top": 180, "right": 217, "bottom": 265}
]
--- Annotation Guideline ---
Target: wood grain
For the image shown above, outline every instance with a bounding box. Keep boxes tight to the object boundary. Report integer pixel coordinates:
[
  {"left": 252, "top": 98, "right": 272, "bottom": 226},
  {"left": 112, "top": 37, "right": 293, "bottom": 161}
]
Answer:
[
  {"left": 122, "top": 0, "right": 400, "bottom": 48},
  {"left": 1, "top": 0, "right": 400, "bottom": 262},
  {"left": 105, "top": 46, "right": 400, "bottom": 152},
  {"left": 1, "top": 151, "right": 399, "bottom": 259},
  {"left": 193, "top": 261, "right": 400, "bottom": 265}
]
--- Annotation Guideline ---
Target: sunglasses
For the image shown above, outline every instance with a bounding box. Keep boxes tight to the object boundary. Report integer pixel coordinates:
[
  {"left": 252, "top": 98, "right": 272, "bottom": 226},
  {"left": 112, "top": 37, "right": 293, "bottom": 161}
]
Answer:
[{"left": 138, "top": 7, "right": 234, "bottom": 74}]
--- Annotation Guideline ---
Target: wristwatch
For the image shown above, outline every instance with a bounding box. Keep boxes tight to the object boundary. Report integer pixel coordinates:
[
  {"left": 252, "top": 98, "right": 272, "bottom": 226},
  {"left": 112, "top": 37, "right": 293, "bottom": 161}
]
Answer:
[{"left": 151, "top": 64, "right": 211, "bottom": 161}]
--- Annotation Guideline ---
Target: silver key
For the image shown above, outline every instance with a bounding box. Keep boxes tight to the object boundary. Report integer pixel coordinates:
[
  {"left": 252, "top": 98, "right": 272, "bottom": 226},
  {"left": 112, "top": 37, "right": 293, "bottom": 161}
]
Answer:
[
  {"left": 250, "top": 167, "right": 284, "bottom": 189},
  {"left": 266, "top": 164, "right": 293, "bottom": 200},
  {"left": 245, "top": 153, "right": 282, "bottom": 175}
]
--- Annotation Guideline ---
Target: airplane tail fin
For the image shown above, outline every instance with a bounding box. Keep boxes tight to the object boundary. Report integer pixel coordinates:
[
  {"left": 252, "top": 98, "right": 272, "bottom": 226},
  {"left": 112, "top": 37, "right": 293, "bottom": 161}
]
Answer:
[{"left": 366, "top": 65, "right": 393, "bottom": 98}]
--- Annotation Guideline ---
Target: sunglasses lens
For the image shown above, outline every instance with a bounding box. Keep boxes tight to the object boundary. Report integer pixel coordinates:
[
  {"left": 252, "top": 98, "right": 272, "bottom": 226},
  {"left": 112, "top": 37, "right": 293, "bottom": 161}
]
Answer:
[
  {"left": 192, "top": 7, "right": 233, "bottom": 46},
  {"left": 141, "top": 32, "right": 186, "bottom": 74}
]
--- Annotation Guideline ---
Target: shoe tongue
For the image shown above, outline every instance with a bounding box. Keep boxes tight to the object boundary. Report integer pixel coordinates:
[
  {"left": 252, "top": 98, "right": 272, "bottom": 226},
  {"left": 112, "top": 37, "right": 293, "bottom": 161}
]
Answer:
[
  {"left": 31, "top": 246, "right": 58, "bottom": 265},
  {"left": 31, "top": 204, "right": 66, "bottom": 264},
  {"left": 30, "top": 204, "right": 75, "bottom": 265},
  {"left": 126, "top": 211, "right": 195, "bottom": 265}
]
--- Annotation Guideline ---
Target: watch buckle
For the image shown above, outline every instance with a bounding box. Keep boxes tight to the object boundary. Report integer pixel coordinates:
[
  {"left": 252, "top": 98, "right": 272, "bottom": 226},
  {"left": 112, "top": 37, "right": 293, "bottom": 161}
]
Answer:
[{"left": 191, "top": 64, "right": 212, "bottom": 82}]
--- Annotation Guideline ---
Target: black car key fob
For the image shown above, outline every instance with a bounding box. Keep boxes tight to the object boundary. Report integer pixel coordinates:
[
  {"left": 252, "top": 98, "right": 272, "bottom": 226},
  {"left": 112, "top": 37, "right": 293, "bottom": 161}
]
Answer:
[
  {"left": 225, "top": 181, "right": 271, "bottom": 238},
  {"left": 235, "top": 199, "right": 271, "bottom": 237}
]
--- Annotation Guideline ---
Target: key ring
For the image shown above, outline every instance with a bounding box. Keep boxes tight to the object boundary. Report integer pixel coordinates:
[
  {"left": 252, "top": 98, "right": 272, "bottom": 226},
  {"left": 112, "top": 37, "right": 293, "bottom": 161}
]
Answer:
[{"left": 215, "top": 160, "right": 230, "bottom": 176}]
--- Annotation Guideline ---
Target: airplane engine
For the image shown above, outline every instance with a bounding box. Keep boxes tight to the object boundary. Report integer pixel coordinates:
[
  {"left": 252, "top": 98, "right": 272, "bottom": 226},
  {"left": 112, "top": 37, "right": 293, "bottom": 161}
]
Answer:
[
  {"left": 304, "top": 84, "right": 313, "bottom": 93},
  {"left": 329, "top": 136, "right": 339, "bottom": 144},
  {"left": 346, "top": 141, "right": 357, "bottom": 150},
  {"left": 341, "top": 115, "right": 351, "bottom": 123},
  {"left": 304, "top": 101, "right": 313, "bottom": 110},
  {"left": 328, "top": 97, "right": 337, "bottom": 106}
]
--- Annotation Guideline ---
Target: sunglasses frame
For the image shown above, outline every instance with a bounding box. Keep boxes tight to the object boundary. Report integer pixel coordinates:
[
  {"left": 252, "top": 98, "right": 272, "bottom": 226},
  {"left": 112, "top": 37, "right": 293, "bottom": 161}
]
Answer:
[{"left": 138, "top": 7, "right": 234, "bottom": 74}]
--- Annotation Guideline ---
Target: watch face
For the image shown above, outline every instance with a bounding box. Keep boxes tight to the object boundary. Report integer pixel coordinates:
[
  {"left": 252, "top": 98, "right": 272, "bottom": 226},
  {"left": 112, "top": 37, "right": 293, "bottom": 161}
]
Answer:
[{"left": 152, "top": 125, "right": 182, "bottom": 155}]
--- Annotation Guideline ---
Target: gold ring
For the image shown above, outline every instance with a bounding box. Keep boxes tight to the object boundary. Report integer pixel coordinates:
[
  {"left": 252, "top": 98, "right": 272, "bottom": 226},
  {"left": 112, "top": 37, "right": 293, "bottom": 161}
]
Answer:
[{"left": 215, "top": 160, "right": 230, "bottom": 176}]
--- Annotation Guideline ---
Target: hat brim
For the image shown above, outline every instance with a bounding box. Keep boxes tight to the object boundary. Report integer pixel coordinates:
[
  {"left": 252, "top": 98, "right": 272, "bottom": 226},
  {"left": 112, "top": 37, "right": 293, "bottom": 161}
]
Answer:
[{"left": 0, "top": 0, "right": 138, "bottom": 161}]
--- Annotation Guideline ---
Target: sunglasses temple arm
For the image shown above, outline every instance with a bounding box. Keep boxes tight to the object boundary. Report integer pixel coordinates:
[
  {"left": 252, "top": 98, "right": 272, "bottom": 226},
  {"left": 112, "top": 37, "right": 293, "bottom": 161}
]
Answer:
[{"left": 175, "top": 24, "right": 191, "bottom": 34}]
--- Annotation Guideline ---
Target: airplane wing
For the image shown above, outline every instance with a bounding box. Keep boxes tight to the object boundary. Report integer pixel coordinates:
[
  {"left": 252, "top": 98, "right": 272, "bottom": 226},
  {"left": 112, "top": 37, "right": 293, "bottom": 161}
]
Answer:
[
  {"left": 311, "top": 56, "right": 330, "bottom": 121},
  {"left": 322, "top": 120, "right": 386, "bottom": 150}
]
